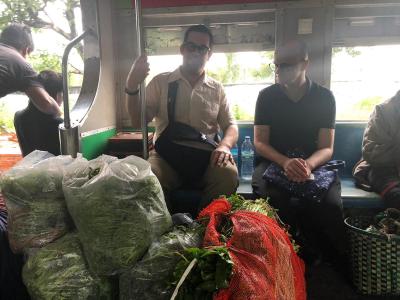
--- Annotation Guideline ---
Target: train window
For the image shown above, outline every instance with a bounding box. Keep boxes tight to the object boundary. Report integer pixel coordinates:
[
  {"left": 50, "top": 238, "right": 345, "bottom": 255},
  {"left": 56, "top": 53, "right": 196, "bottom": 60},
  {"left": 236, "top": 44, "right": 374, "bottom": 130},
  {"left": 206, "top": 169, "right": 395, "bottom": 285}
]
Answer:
[
  {"left": 147, "top": 51, "right": 274, "bottom": 122},
  {"left": 331, "top": 45, "right": 400, "bottom": 121}
]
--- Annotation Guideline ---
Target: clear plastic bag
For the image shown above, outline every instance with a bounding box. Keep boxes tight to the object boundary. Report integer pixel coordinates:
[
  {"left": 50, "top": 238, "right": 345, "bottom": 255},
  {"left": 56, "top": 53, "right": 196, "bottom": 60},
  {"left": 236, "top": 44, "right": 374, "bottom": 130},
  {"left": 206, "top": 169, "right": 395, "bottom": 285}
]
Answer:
[
  {"left": 62, "top": 155, "right": 172, "bottom": 275},
  {"left": 23, "top": 233, "right": 113, "bottom": 299},
  {"left": 0, "top": 150, "right": 74, "bottom": 253},
  {"left": 119, "top": 225, "right": 203, "bottom": 300}
]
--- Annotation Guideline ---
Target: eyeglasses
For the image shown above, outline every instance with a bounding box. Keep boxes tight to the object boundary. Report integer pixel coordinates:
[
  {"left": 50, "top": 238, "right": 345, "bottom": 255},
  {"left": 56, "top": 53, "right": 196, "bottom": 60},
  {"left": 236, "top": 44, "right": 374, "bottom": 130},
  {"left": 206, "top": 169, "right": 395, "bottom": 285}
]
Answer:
[
  {"left": 182, "top": 42, "right": 210, "bottom": 55},
  {"left": 269, "top": 62, "right": 301, "bottom": 72}
]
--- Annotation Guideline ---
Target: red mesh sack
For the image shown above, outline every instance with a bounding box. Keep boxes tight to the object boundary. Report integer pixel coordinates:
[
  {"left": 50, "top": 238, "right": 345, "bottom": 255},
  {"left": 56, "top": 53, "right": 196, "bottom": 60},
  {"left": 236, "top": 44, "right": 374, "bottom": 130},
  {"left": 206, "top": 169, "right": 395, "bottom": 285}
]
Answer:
[{"left": 199, "top": 199, "right": 306, "bottom": 300}]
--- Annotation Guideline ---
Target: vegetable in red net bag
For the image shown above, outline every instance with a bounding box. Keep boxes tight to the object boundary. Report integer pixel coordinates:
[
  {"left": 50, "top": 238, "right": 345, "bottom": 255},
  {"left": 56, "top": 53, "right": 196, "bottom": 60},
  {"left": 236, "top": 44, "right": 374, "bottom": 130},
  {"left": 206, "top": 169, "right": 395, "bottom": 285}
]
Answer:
[{"left": 198, "top": 198, "right": 306, "bottom": 300}]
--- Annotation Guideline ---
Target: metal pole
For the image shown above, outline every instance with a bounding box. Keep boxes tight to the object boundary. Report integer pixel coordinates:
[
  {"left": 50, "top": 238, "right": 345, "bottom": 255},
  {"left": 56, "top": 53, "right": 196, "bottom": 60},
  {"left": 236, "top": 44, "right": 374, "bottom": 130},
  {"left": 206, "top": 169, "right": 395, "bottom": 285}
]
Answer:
[
  {"left": 60, "top": 29, "right": 93, "bottom": 157},
  {"left": 135, "top": 0, "right": 149, "bottom": 159},
  {"left": 62, "top": 29, "right": 92, "bottom": 129}
]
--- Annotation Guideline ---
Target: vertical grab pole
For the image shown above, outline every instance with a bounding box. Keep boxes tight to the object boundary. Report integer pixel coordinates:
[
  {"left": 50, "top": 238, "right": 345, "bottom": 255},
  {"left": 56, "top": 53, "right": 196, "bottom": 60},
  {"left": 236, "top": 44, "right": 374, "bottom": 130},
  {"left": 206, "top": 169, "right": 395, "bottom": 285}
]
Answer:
[
  {"left": 135, "top": 0, "right": 149, "bottom": 159},
  {"left": 60, "top": 29, "right": 92, "bottom": 158}
]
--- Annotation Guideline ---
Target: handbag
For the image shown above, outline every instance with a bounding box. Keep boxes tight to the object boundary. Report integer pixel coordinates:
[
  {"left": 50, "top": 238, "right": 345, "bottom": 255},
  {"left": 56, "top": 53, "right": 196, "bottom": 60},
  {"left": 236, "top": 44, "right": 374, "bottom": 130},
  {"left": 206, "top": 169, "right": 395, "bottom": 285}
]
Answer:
[
  {"left": 262, "top": 150, "right": 345, "bottom": 202},
  {"left": 155, "top": 81, "right": 218, "bottom": 183}
]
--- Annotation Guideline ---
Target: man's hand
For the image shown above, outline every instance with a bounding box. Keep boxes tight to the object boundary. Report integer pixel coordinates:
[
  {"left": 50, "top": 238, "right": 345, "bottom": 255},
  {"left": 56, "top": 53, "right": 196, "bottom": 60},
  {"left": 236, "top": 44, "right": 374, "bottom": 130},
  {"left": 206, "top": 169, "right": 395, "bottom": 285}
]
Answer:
[
  {"left": 283, "top": 158, "right": 312, "bottom": 183},
  {"left": 126, "top": 55, "right": 150, "bottom": 90},
  {"left": 211, "top": 145, "right": 234, "bottom": 167}
]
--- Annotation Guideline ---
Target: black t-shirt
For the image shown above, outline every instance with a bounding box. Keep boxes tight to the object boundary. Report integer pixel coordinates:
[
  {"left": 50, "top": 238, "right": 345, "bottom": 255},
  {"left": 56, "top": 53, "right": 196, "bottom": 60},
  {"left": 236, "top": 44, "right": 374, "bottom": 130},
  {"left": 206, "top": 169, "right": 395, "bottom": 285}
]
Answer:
[
  {"left": 255, "top": 79, "right": 336, "bottom": 159},
  {"left": 14, "top": 101, "right": 63, "bottom": 156},
  {"left": 0, "top": 43, "right": 41, "bottom": 98}
]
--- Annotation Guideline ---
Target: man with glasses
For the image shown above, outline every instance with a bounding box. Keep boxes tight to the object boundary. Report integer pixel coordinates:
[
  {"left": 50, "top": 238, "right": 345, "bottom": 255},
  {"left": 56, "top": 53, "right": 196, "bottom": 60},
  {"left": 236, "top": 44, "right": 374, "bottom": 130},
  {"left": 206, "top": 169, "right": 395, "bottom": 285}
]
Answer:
[
  {"left": 0, "top": 23, "right": 61, "bottom": 116},
  {"left": 252, "top": 40, "right": 346, "bottom": 265},
  {"left": 125, "top": 24, "right": 238, "bottom": 214}
]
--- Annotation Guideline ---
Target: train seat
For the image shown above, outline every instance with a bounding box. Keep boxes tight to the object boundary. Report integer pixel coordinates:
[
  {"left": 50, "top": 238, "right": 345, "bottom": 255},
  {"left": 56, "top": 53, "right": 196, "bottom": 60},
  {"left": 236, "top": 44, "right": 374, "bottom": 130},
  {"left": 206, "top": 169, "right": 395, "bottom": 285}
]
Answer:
[{"left": 169, "top": 122, "right": 385, "bottom": 215}]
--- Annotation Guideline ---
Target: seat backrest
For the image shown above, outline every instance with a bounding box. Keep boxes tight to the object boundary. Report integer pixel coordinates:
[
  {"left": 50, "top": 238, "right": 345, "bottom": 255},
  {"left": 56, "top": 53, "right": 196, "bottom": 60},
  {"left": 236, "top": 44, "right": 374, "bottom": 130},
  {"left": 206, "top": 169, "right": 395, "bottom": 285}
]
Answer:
[
  {"left": 238, "top": 122, "right": 367, "bottom": 178},
  {"left": 332, "top": 122, "right": 367, "bottom": 178}
]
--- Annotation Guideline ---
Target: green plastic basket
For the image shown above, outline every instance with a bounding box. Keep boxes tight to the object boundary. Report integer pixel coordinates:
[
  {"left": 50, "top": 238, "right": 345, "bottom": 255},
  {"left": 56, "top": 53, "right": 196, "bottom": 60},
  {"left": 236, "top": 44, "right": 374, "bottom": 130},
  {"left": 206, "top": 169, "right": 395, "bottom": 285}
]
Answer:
[{"left": 345, "top": 216, "right": 400, "bottom": 296}]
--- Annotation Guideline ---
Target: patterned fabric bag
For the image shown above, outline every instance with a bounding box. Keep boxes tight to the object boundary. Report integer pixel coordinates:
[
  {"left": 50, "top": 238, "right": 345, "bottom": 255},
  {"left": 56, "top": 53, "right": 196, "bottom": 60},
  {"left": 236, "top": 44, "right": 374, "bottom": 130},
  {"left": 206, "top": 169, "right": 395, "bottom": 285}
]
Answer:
[{"left": 263, "top": 151, "right": 345, "bottom": 202}]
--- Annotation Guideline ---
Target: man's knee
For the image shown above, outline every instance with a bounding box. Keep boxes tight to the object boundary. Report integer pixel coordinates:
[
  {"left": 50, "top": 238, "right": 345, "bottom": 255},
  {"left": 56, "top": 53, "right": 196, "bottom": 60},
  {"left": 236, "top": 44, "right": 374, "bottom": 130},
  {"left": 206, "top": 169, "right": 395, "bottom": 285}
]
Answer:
[
  {"left": 205, "top": 164, "right": 238, "bottom": 191},
  {"left": 148, "top": 152, "right": 181, "bottom": 192}
]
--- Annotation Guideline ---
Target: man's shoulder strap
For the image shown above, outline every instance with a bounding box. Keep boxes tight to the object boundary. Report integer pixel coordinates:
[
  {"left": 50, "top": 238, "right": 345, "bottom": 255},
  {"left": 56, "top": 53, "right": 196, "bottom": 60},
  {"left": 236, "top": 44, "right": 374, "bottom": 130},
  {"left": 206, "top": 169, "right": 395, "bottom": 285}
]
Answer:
[{"left": 167, "top": 80, "right": 179, "bottom": 122}]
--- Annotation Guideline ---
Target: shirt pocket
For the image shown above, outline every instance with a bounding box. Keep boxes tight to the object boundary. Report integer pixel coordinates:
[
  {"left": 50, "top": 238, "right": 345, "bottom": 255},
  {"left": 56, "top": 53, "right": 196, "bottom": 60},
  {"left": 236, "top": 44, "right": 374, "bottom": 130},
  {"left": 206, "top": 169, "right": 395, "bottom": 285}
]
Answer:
[{"left": 194, "top": 89, "right": 219, "bottom": 124}]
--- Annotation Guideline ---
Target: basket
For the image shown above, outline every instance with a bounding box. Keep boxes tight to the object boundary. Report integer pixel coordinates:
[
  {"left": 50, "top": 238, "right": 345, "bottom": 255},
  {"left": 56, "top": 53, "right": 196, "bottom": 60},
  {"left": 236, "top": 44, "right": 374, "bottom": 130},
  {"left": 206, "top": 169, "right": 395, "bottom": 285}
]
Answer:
[{"left": 345, "top": 216, "right": 400, "bottom": 295}]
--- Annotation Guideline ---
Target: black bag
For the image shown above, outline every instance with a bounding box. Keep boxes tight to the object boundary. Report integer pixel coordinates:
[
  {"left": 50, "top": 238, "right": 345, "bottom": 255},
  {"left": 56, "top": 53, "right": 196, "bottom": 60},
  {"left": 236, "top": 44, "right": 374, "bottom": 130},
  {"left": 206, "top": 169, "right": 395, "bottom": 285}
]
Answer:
[{"left": 155, "top": 81, "right": 218, "bottom": 183}]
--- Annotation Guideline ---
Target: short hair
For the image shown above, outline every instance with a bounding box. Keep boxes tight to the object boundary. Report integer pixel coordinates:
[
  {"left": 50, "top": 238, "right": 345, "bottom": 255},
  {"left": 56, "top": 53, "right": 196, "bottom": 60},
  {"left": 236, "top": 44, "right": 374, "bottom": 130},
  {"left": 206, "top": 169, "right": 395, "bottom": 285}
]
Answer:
[
  {"left": 279, "top": 39, "right": 309, "bottom": 61},
  {"left": 0, "top": 23, "right": 34, "bottom": 52},
  {"left": 37, "top": 70, "right": 63, "bottom": 99},
  {"left": 290, "top": 39, "right": 309, "bottom": 61},
  {"left": 183, "top": 24, "right": 214, "bottom": 48}
]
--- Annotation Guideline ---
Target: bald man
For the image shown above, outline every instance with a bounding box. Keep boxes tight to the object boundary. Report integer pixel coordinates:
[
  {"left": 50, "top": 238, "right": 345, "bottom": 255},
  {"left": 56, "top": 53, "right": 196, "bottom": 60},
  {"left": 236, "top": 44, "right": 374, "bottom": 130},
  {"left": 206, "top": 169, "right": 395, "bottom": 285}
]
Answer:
[{"left": 252, "top": 40, "right": 346, "bottom": 264}]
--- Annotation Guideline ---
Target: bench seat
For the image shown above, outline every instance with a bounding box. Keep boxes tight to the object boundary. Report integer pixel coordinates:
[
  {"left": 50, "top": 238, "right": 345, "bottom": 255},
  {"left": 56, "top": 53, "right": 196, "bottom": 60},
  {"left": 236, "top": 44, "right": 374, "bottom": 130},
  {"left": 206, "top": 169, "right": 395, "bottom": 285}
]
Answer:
[
  {"left": 340, "top": 177, "right": 382, "bottom": 208},
  {"left": 237, "top": 178, "right": 383, "bottom": 209}
]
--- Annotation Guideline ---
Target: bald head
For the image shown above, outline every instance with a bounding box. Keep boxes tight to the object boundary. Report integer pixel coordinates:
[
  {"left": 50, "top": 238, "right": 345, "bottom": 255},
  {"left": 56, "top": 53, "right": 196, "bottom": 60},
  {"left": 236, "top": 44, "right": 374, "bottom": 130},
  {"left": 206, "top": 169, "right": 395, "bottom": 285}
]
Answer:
[{"left": 274, "top": 40, "right": 308, "bottom": 65}]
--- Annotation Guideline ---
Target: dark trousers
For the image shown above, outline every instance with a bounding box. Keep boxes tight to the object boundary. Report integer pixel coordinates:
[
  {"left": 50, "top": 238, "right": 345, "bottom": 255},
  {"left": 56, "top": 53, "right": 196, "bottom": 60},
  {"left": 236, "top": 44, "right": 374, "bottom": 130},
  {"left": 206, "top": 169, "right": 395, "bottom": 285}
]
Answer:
[
  {"left": 369, "top": 167, "right": 400, "bottom": 209},
  {"left": 0, "top": 210, "right": 30, "bottom": 300},
  {"left": 252, "top": 160, "right": 347, "bottom": 257}
]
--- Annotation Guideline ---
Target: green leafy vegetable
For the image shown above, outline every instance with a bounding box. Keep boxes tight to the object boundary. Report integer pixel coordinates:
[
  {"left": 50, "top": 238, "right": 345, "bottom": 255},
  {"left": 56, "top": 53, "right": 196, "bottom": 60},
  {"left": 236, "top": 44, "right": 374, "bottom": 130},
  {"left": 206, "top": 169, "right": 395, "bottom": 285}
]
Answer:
[
  {"left": 120, "top": 225, "right": 203, "bottom": 300},
  {"left": 23, "top": 233, "right": 113, "bottom": 300},
  {"left": 0, "top": 152, "right": 73, "bottom": 252},
  {"left": 62, "top": 155, "right": 172, "bottom": 275},
  {"left": 172, "top": 247, "right": 233, "bottom": 300}
]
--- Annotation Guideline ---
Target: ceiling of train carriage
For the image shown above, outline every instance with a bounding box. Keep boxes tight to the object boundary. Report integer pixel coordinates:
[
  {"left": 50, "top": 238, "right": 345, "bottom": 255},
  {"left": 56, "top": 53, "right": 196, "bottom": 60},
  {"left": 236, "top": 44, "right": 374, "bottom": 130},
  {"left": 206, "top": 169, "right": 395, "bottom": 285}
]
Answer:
[{"left": 129, "top": 0, "right": 293, "bottom": 8}]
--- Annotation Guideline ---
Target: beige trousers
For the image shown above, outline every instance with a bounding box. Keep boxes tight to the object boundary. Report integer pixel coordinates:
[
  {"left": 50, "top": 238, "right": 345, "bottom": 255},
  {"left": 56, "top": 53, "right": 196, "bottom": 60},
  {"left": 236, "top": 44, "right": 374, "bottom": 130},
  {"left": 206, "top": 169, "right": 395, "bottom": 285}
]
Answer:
[{"left": 148, "top": 150, "right": 239, "bottom": 210}]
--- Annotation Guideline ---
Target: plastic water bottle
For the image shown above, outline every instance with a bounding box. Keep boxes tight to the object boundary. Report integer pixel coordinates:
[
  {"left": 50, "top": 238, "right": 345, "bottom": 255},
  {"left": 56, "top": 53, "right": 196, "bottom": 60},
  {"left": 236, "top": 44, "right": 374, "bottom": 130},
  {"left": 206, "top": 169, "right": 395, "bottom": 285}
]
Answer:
[
  {"left": 241, "top": 136, "right": 254, "bottom": 181},
  {"left": 231, "top": 143, "right": 239, "bottom": 167}
]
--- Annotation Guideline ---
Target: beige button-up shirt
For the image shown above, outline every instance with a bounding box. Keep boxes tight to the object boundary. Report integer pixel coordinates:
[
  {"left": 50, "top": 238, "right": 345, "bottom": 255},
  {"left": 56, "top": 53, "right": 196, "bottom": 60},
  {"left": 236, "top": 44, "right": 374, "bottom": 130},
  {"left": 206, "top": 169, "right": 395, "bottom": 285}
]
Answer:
[{"left": 146, "top": 67, "right": 236, "bottom": 140}]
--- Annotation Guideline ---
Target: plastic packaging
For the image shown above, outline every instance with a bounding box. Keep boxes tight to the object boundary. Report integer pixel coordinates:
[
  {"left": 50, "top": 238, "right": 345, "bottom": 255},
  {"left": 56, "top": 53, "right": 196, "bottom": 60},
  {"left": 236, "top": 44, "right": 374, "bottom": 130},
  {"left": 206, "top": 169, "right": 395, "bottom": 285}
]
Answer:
[
  {"left": 119, "top": 225, "right": 203, "bottom": 300},
  {"left": 62, "top": 155, "right": 173, "bottom": 275},
  {"left": 23, "top": 233, "right": 113, "bottom": 299},
  {"left": 0, "top": 150, "right": 74, "bottom": 253},
  {"left": 231, "top": 143, "right": 239, "bottom": 168},
  {"left": 241, "top": 136, "right": 254, "bottom": 181}
]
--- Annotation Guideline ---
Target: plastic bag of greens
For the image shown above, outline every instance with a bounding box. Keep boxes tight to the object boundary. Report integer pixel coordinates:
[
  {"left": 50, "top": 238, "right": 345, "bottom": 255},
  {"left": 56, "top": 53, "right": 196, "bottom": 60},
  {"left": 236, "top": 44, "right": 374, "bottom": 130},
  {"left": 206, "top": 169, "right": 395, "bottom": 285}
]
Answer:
[
  {"left": 23, "top": 233, "right": 112, "bottom": 300},
  {"left": 62, "top": 155, "right": 172, "bottom": 275},
  {"left": 120, "top": 225, "right": 203, "bottom": 300},
  {"left": 0, "top": 150, "right": 74, "bottom": 253}
]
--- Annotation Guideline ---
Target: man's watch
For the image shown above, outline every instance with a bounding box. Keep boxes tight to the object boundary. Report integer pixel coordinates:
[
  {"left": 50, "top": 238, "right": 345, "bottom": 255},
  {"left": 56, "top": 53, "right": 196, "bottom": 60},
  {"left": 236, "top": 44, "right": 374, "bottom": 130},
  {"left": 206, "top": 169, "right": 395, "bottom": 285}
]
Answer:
[{"left": 125, "top": 86, "right": 140, "bottom": 95}]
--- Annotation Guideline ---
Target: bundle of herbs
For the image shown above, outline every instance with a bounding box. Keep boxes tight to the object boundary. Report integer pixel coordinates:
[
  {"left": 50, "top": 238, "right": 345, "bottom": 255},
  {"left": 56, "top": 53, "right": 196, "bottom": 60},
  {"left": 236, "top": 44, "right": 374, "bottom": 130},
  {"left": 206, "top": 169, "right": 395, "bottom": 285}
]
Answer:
[
  {"left": 62, "top": 155, "right": 172, "bottom": 275},
  {"left": 23, "top": 233, "right": 113, "bottom": 299},
  {"left": 221, "top": 194, "right": 298, "bottom": 251},
  {"left": 0, "top": 151, "right": 73, "bottom": 252},
  {"left": 119, "top": 225, "right": 203, "bottom": 300},
  {"left": 171, "top": 247, "right": 233, "bottom": 300}
]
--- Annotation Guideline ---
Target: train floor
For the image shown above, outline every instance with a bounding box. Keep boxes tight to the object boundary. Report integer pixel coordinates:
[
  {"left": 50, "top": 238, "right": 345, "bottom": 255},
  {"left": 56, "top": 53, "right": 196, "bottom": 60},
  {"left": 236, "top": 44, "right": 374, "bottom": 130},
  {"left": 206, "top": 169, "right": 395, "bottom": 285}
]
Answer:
[{"left": 306, "top": 261, "right": 398, "bottom": 300}]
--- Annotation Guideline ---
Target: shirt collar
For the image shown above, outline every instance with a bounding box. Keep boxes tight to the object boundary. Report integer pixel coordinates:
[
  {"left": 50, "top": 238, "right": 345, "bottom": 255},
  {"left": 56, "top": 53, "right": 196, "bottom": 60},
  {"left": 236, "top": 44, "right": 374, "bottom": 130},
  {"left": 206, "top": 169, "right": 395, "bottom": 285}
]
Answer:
[{"left": 168, "top": 66, "right": 214, "bottom": 88}]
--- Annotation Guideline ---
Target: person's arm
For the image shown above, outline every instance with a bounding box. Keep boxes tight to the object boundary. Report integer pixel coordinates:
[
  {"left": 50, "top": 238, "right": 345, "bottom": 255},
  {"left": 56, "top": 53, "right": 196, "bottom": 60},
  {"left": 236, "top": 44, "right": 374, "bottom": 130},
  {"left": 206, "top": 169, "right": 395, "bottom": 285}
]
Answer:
[
  {"left": 212, "top": 124, "right": 238, "bottom": 166},
  {"left": 25, "top": 86, "right": 61, "bottom": 116},
  {"left": 304, "top": 88, "right": 336, "bottom": 172},
  {"left": 125, "top": 55, "right": 152, "bottom": 129},
  {"left": 305, "top": 128, "right": 334, "bottom": 170},
  {"left": 212, "top": 86, "right": 238, "bottom": 166},
  {"left": 254, "top": 125, "right": 308, "bottom": 182},
  {"left": 363, "top": 105, "right": 400, "bottom": 167}
]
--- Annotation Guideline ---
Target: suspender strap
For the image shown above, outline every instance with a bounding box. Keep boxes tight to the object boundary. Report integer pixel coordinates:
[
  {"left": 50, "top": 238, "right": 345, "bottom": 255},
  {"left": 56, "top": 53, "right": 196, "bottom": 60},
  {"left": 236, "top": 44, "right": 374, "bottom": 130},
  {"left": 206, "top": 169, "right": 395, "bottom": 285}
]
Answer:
[{"left": 167, "top": 81, "right": 179, "bottom": 123}]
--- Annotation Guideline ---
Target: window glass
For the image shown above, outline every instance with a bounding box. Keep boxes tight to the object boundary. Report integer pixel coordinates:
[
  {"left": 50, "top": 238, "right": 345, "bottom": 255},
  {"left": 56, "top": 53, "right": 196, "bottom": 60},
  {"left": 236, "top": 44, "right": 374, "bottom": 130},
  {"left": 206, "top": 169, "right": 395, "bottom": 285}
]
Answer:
[
  {"left": 331, "top": 45, "right": 400, "bottom": 121},
  {"left": 147, "top": 51, "right": 274, "bottom": 121}
]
